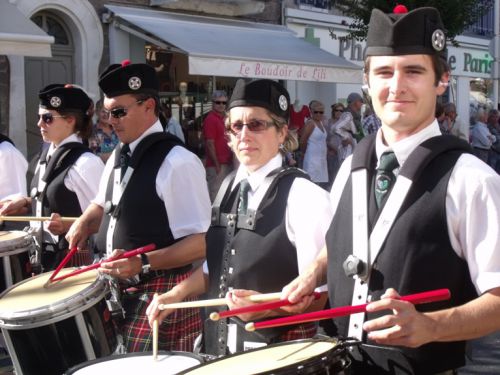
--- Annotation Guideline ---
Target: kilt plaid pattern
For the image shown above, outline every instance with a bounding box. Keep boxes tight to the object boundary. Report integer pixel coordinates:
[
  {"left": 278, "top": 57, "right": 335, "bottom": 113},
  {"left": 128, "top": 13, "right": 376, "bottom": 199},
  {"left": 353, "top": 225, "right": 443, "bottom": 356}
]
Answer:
[
  {"left": 67, "top": 248, "right": 92, "bottom": 267},
  {"left": 277, "top": 322, "right": 317, "bottom": 342},
  {"left": 121, "top": 270, "right": 202, "bottom": 353}
]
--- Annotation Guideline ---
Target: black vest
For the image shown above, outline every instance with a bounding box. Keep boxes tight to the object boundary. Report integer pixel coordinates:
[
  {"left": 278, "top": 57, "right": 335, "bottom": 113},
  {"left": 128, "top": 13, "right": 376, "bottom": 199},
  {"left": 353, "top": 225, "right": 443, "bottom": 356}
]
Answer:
[
  {"left": 95, "top": 133, "right": 183, "bottom": 252},
  {"left": 31, "top": 143, "right": 88, "bottom": 252},
  {"left": 204, "top": 167, "right": 308, "bottom": 356},
  {"left": 326, "top": 135, "right": 477, "bottom": 374}
]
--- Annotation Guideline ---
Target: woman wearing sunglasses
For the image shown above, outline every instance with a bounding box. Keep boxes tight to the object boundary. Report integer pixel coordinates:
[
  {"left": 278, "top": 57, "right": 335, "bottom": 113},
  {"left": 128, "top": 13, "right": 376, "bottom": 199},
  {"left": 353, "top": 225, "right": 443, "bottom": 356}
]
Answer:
[
  {"left": 147, "top": 79, "right": 333, "bottom": 356},
  {"left": 300, "top": 100, "right": 329, "bottom": 189},
  {"left": 0, "top": 84, "right": 104, "bottom": 270}
]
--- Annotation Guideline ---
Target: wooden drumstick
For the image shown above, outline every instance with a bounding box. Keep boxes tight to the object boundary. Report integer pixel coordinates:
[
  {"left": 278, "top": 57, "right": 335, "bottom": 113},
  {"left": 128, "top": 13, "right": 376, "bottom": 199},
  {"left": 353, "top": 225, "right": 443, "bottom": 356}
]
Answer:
[
  {"left": 210, "top": 292, "right": 322, "bottom": 321},
  {"left": 44, "top": 246, "right": 79, "bottom": 288},
  {"left": 153, "top": 293, "right": 159, "bottom": 361},
  {"left": 158, "top": 292, "right": 282, "bottom": 310},
  {"left": 0, "top": 215, "right": 78, "bottom": 222},
  {"left": 50, "top": 243, "right": 156, "bottom": 282},
  {"left": 245, "top": 289, "right": 451, "bottom": 332}
]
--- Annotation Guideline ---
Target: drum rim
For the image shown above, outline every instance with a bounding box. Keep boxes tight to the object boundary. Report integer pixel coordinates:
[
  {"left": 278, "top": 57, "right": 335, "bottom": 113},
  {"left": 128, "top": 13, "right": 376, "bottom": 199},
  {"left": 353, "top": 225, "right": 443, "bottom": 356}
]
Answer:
[
  {"left": 64, "top": 350, "right": 204, "bottom": 374},
  {"left": 0, "top": 270, "right": 107, "bottom": 328},
  {"left": 0, "top": 231, "right": 34, "bottom": 255},
  {"left": 177, "top": 338, "right": 345, "bottom": 375}
]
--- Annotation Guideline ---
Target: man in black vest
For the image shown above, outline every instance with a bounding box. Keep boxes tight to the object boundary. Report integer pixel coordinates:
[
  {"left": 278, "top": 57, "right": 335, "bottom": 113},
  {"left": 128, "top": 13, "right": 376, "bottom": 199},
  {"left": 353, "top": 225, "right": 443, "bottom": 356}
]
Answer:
[
  {"left": 66, "top": 60, "right": 211, "bottom": 353},
  {"left": 283, "top": 5, "right": 500, "bottom": 374}
]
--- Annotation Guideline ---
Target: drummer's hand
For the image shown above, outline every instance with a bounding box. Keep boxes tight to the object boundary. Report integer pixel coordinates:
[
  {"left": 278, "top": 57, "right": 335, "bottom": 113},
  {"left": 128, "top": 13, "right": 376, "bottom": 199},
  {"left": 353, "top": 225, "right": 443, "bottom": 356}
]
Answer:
[
  {"left": 146, "top": 292, "right": 178, "bottom": 328},
  {"left": 226, "top": 289, "right": 276, "bottom": 322},
  {"left": 46, "top": 213, "right": 66, "bottom": 236},
  {"left": 66, "top": 218, "right": 90, "bottom": 251},
  {"left": 0, "top": 197, "right": 29, "bottom": 216},
  {"left": 363, "top": 288, "right": 437, "bottom": 348},
  {"left": 99, "top": 249, "right": 141, "bottom": 279},
  {"left": 281, "top": 267, "right": 318, "bottom": 306}
]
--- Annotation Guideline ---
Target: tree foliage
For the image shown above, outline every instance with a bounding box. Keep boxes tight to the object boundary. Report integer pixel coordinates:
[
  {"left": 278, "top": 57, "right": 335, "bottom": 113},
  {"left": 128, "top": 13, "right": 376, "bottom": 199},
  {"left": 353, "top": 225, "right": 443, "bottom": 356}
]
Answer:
[{"left": 335, "top": 0, "right": 494, "bottom": 42}]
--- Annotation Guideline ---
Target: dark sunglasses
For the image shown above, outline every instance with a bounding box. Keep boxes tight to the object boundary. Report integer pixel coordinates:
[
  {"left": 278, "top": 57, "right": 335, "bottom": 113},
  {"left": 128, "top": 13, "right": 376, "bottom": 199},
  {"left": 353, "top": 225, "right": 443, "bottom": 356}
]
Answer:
[
  {"left": 103, "top": 100, "right": 144, "bottom": 119},
  {"left": 334, "top": 108, "right": 343, "bottom": 112},
  {"left": 214, "top": 101, "right": 227, "bottom": 105},
  {"left": 39, "top": 113, "right": 66, "bottom": 124},
  {"left": 228, "top": 119, "right": 272, "bottom": 135},
  {"left": 313, "top": 111, "right": 324, "bottom": 114}
]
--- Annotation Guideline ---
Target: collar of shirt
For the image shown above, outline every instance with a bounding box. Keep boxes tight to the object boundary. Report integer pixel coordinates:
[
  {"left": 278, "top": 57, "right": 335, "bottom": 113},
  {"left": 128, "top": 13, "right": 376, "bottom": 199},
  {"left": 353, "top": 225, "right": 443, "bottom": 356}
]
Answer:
[
  {"left": 232, "top": 153, "right": 282, "bottom": 209},
  {"left": 126, "top": 119, "right": 163, "bottom": 155},
  {"left": 47, "top": 133, "right": 82, "bottom": 159},
  {"left": 375, "top": 120, "right": 441, "bottom": 168}
]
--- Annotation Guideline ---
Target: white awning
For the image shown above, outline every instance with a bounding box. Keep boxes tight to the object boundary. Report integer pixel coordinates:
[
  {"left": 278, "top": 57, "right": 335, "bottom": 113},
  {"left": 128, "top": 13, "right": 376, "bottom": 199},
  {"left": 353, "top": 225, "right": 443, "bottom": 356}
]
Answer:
[
  {"left": 0, "top": 2, "right": 53, "bottom": 57},
  {"left": 105, "top": 5, "right": 362, "bottom": 83}
]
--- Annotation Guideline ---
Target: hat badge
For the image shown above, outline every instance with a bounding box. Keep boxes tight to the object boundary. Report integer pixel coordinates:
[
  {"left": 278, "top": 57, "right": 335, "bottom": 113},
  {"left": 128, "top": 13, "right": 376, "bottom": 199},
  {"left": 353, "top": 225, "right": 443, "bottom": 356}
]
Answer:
[
  {"left": 50, "top": 96, "right": 62, "bottom": 108},
  {"left": 128, "top": 76, "right": 142, "bottom": 90},
  {"left": 431, "top": 29, "right": 446, "bottom": 51},
  {"left": 278, "top": 95, "right": 288, "bottom": 111}
]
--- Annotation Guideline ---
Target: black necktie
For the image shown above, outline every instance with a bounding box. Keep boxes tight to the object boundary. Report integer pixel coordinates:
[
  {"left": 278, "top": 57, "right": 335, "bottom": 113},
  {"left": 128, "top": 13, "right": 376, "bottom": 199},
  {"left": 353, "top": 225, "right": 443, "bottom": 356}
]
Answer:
[
  {"left": 237, "top": 179, "right": 251, "bottom": 215},
  {"left": 120, "top": 144, "right": 130, "bottom": 180},
  {"left": 375, "top": 151, "right": 399, "bottom": 208}
]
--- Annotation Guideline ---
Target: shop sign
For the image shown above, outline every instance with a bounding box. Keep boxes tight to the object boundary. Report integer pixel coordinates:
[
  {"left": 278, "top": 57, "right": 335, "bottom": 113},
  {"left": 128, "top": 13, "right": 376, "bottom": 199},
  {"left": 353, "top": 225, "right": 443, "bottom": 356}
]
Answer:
[
  {"left": 189, "top": 56, "right": 362, "bottom": 83},
  {"left": 447, "top": 47, "right": 494, "bottom": 78}
]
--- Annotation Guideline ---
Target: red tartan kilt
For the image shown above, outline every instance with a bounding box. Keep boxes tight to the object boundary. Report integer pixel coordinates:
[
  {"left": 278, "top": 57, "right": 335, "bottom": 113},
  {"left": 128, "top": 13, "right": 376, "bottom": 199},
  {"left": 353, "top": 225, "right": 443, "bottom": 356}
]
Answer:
[
  {"left": 121, "top": 270, "right": 202, "bottom": 353},
  {"left": 278, "top": 322, "right": 317, "bottom": 342}
]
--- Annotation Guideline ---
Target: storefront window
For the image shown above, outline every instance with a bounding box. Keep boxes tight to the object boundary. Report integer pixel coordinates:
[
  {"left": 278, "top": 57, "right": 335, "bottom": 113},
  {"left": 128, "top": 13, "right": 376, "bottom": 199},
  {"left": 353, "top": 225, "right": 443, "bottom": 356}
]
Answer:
[{"left": 146, "top": 44, "right": 239, "bottom": 158}]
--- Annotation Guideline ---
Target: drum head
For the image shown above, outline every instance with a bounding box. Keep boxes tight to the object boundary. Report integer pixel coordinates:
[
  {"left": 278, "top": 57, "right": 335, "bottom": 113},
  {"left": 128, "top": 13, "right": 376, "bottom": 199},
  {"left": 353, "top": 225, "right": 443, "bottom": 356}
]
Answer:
[
  {"left": 181, "top": 339, "right": 343, "bottom": 375},
  {"left": 0, "top": 268, "right": 103, "bottom": 327},
  {"left": 65, "top": 351, "right": 203, "bottom": 375}
]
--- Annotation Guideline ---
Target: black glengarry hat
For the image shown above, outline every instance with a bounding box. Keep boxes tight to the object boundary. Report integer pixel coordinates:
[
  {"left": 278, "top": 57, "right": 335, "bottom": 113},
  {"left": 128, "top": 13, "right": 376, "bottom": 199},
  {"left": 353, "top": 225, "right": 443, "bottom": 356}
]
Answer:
[
  {"left": 98, "top": 60, "right": 159, "bottom": 98},
  {"left": 366, "top": 5, "right": 446, "bottom": 57},
  {"left": 39, "top": 84, "right": 92, "bottom": 114},
  {"left": 228, "top": 79, "right": 290, "bottom": 120}
]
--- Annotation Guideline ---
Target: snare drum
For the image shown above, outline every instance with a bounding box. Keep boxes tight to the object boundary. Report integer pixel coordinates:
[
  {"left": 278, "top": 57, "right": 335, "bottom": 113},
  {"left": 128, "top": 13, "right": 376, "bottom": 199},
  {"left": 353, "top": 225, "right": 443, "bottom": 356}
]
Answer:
[
  {"left": 181, "top": 338, "right": 350, "bottom": 375},
  {"left": 65, "top": 351, "right": 204, "bottom": 374},
  {"left": 0, "top": 231, "right": 35, "bottom": 292},
  {"left": 0, "top": 268, "right": 117, "bottom": 375}
]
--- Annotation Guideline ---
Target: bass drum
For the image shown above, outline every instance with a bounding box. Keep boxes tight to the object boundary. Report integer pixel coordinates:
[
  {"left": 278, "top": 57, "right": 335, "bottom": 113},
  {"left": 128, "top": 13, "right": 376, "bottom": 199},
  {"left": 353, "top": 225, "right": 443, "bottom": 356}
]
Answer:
[
  {"left": 65, "top": 351, "right": 204, "bottom": 374},
  {"left": 0, "top": 269, "right": 117, "bottom": 375},
  {"left": 181, "top": 338, "right": 350, "bottom": 374}
]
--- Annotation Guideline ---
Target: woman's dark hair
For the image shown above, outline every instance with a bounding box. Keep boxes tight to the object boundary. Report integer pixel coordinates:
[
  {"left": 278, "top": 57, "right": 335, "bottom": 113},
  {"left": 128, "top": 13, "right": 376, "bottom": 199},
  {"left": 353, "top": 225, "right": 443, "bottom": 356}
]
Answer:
[{"left": 58, "top": 105, "right": 94, "bottom": 140}]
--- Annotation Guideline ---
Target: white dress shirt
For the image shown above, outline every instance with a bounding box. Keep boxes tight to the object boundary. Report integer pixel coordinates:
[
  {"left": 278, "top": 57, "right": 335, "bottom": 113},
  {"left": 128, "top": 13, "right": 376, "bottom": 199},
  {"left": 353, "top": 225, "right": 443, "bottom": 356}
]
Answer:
[
  {"left": 94, "top": 121, "right": 211, "bottom": 239},
  {"left": 203, "top": 153, "right": 333, "bottom": 279},
  {"left": 45, "top": 134, "right": 104, "bottom": 211},
  {"left": 0, "top": 141, "right": 28, "bottom": 201},
  {"left": 332, "top": 120, "right": 500, "bottom": 295}
]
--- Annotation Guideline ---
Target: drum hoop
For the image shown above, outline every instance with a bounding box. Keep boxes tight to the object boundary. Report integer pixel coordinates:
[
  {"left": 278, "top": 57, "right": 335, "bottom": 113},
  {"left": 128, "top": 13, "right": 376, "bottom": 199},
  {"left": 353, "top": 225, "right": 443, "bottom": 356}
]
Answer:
[
  {"left": 0, "top": 231, "right": 35, "bottom": 255},
  {"left": 0, "top": 272, "right": 108, "bottom": 329},
  {"left": 64, "top": 350, "right": 204, "bottom": 374},
  {"left": 177, "top": 338, "right": 344, "bottom": 375}
]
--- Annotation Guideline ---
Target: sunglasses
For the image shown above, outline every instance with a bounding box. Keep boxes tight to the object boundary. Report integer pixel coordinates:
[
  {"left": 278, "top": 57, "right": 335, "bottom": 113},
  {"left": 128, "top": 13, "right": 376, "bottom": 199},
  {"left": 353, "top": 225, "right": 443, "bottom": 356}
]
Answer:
[
  {"left": 214, "top": 101, "right": 227, "bottom": 105},
  {"left": 334, "top": 109, "right": 343, "bottom": 112},
  {"left": 228, "top": 119, "right": 273, "bottom": 135},
  {"left": 313, "top": 111, "right": 324, "bottom": 114},
  {"left": 103, "top": 100, "right": 144, "bottom": 119},
  {"left": 39, "top": 113, "right": 66, "bottom": 124}
]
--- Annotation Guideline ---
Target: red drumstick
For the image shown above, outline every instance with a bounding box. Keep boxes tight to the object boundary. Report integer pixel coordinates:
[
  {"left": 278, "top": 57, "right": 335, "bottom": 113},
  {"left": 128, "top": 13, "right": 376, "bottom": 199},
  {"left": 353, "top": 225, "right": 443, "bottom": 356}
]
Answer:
[
  {"left": 50, "top": 243, "right": 156, "bottom": 282},
  {"left": 246, "top": 288, "right": 450, "bottom": 332},
  {"left": 46, "top": 246, "right": 78, "bottom": 285},
  {"left": 210, "top": 291, "right": 322, "bottom": 321}
]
